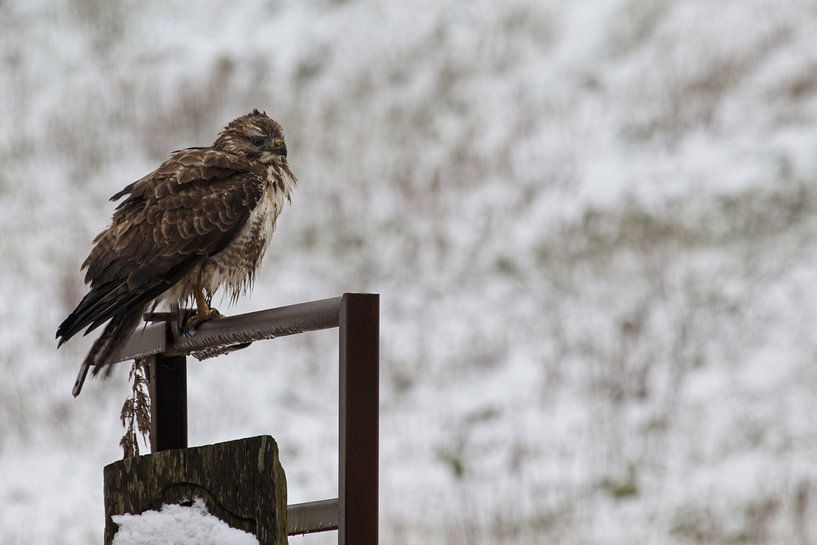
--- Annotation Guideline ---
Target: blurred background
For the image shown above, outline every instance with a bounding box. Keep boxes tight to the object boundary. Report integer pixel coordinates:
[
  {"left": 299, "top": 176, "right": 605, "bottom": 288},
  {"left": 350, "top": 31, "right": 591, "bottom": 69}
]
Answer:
[{"left": 2, "top": 0, "right": 817, "bottom": 543}]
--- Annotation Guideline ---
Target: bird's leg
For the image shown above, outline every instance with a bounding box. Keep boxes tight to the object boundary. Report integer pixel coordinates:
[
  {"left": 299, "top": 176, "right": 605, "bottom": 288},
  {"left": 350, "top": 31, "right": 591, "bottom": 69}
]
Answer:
[
  {"left": 186, "top": 286, "right": 222, "bottom": 329},
  {"left": 194, "top": 286, "right": 209, "bottom": 318}
]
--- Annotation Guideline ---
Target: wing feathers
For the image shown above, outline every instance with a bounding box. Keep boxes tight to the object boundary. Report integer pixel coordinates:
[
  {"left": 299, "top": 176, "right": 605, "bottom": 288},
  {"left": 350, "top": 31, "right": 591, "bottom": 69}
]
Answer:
[{"left": 56, "top": 148, "right": 265, "bottom": 349}]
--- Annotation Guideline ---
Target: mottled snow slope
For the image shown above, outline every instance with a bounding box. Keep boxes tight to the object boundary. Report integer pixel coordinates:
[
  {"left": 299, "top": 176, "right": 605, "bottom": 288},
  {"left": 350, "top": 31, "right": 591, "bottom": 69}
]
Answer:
[{"left": 1, "top": 0, "right": 817, "bottom": 544}]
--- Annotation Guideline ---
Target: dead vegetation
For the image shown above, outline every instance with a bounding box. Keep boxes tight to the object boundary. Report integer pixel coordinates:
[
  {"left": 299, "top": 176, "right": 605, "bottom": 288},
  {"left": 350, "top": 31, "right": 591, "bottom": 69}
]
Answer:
[{"left": 119, "top": 359, "right": 151, "bottom": 459}]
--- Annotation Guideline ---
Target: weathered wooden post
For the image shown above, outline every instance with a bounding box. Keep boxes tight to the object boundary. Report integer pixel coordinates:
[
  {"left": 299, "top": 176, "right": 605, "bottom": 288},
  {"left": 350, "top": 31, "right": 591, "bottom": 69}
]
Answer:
[{"left": 104, "top": 436, "right": 288, "bottom": 545}]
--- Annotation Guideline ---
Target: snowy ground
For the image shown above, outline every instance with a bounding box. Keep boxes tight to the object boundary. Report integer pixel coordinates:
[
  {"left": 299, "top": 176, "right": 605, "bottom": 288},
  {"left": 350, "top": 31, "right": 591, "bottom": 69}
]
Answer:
[{"left": 2, "top": 0, "right": 817, "bottom": 543}]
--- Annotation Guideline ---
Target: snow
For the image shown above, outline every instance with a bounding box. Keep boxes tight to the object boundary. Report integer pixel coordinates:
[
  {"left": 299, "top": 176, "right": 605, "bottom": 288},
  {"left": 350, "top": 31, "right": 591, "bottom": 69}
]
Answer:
[
  {"left": 111, "top": 498, "right": 259, "bottom": 545},
  {"left": 2, "top": 0, "right": 817, "bottom": 543}
]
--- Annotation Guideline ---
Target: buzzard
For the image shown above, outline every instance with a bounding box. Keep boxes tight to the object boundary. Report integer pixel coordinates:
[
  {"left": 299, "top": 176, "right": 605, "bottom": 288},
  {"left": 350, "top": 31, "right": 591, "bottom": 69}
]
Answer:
[{"left": 56, "top": 110, "right": 297, "bottom": 396}]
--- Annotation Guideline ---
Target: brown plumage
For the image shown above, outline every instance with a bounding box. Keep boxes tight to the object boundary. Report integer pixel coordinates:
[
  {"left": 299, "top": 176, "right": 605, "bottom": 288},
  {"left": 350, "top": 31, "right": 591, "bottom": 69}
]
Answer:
[{"left": 56, "top": 110, "right": 297, "bottom": 396}]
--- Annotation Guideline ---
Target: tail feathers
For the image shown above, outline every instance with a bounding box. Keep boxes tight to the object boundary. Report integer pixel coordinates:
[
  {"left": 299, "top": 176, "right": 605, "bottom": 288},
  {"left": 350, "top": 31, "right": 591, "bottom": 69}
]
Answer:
[
  {"left": 90, "top": 307, "right": 144, "bottom": 378},
  {"left": 71, "top": 305, "right": 146, "bottom": 397},
  {"left": 57, "top": 282, "right": 124, "bottom": 345},
  {"left": 58, "top": 280, "right": 166, "bottom": 345}
]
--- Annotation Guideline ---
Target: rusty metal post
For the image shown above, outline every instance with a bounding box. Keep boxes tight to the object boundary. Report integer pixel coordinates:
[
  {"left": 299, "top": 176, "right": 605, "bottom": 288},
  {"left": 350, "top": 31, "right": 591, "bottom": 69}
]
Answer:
[
  {"left": 148, "top": 353, "right": 188, "bottom": 452},
  {"left": 338, "top": 293, "right": 379, "bottom": 545}
]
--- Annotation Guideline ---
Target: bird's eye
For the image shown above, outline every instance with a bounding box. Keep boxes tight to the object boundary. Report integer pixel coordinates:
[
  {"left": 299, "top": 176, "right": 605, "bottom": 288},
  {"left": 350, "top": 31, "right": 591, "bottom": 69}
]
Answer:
[{"left": 250, "top": 137, "right": 265, "bottom": 147}]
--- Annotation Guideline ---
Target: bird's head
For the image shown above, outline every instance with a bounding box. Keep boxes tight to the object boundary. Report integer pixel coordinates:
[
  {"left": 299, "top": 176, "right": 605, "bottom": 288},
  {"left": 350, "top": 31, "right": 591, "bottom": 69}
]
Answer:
[{"left": 214, "top": 110, "right": 288, "bottom": 164}]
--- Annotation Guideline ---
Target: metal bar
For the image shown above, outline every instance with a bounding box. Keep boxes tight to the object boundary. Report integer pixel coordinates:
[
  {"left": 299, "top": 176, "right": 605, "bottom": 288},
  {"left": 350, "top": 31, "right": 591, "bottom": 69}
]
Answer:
[
  {"left": 148, "top": 354, "right": 188, "bottom": 452},
  {"left": 111, "top": 322, "right": 167, "bottom": 364},
  {"left": 112, "top": 297, "right": 342, "bottom": 364},
  {"left": 170, "top": 296, "right": 341, "bottom": 356},
  {"left": 338, "top": 293, "right": 379, "bottom": 545},
  {"left": 286, "top": 498, "right": 339, "bottom": 535}
]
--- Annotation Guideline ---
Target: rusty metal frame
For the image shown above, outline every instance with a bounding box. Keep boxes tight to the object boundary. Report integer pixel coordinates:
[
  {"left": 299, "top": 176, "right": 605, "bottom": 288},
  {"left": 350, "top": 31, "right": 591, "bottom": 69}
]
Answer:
[{"left": 112, "top": 293, "right": 379, "bottom": 543}]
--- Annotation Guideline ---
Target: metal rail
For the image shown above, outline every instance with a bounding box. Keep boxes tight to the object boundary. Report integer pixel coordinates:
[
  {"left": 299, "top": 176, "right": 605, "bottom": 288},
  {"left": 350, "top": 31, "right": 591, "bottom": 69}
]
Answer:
[
  {"left": 111, "top": 296, "right": 343, "bottom": 363},
  {"left": 112, "top": 294, "right": 379, "bottom": 543},
  {"left": 287, "top": 499, "right": 339, "bottom": 534}
]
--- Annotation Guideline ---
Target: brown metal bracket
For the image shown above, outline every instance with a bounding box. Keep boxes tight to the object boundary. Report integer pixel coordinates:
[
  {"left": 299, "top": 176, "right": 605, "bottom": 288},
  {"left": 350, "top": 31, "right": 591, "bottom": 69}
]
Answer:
[{"left": 105, "top": 293, "right": 379, "bottom": 544}]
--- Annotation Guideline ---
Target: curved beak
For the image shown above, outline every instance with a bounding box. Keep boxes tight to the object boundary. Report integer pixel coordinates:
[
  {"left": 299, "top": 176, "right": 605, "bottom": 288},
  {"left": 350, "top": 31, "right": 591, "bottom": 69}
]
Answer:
[{"left": 271, "top": 138, "right": 287, "bottom": 157}]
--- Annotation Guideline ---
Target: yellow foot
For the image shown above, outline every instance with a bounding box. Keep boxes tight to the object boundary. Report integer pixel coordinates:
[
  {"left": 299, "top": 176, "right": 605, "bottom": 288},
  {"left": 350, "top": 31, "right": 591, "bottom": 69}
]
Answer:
[{"left": 185, "top": 308, "right": 223, "bottom": 329}]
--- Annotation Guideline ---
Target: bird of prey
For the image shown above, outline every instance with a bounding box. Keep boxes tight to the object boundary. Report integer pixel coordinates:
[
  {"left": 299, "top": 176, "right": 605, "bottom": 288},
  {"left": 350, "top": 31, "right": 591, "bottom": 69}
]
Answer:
[{"left": 56, "top": 110, "right": 297, "bottom": 396}]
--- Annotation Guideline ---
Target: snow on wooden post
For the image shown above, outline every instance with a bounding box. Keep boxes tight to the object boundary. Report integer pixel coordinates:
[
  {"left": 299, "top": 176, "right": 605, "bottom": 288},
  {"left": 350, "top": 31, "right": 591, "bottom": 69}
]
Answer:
[{"left": 103, "top": 435, "right": 287, "bottom": 545}]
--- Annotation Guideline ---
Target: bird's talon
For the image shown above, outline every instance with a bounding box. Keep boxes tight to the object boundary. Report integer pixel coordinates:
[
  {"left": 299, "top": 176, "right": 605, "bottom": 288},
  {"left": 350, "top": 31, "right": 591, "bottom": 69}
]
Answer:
[{"left": 185, "top": 308, "right": 223, "bottom": 330}]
